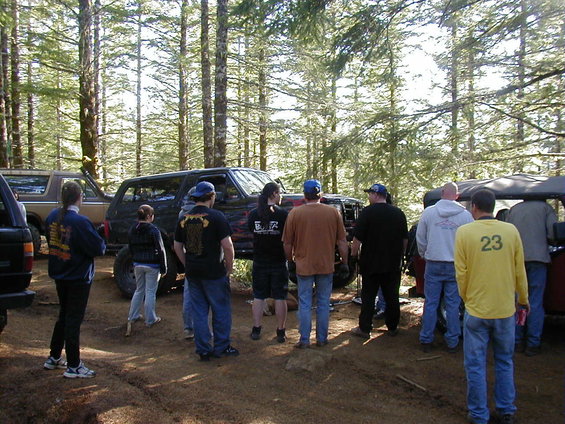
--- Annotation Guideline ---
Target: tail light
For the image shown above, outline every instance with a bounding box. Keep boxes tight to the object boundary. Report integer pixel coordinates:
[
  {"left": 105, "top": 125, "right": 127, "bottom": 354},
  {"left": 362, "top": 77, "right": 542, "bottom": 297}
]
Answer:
[
  {"left": 23, "top": 241, "right": 34, "bottom": 272},
  {"left": 103, "top": 220, "right": 110, "bottom": 239}
]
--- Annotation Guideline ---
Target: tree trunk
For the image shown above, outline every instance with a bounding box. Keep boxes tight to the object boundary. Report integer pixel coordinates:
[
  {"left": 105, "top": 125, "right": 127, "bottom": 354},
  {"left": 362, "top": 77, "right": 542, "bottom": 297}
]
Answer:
[
  {"left": 258, "top": 47, "right": 267, "bottom": 171},
  {"left": 26, "top": 3, "right": 34, "bottom": 168},
  {"left": 213, "top": 0, "right": 228, "bottom": 167},
  {"left": 330, "top": 77, "right": 337, "bottom": 193},
  {"left": 516, "top": 0, "right": 526, "bottom": 148},
  {"left": 94, "top": 0, "right": 101, "bottom": 164},
  {"left": 56, "top": 71, "right": 62, "bottom": 170},
  {"left": 465, "top": 39, "right": 476, "bottom": 179},
  {"left": 0, "top": 27, "right": 8, "bottom": 167},
  {"left": 10, "top": 0, "right": 23, "bottom": 168},
  {"left": 201, "top": 0, "right": 213, "bottom": 168},
  {"left": 135, "top": 0, "right": 142, "bottom": 176},
  {"left": 78, "top": 0, "right": 99, "bottom": 178},
  {"left": 178, "top": 0, "right": 190, "bottom": 170},
  {"left": 448, "top": 18, "right": 459, "bottom": 156}
]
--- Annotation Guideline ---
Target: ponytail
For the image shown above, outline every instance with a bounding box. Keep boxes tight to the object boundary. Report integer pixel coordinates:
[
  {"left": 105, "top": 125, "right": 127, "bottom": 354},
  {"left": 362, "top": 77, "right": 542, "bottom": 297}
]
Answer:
[
  {"left": 56, "top": 181, "right": 82, "bottom": 239},
  {"left": 257, "top": 182, "right": 280, "bottom": 227}
]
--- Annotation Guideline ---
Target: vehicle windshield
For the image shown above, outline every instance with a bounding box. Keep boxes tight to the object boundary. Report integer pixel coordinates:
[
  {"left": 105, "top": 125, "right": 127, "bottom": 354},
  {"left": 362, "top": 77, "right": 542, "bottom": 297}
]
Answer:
[{"left": 232, "top": 169, "right": 277, "bottom": 195}]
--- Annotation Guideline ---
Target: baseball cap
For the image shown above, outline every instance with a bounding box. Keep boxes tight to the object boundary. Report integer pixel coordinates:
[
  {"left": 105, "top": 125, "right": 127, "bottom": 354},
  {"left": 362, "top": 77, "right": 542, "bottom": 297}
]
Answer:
[
  {"left": 191, "top": 181, "right": 215, "bottom": 197},
  {"left": 303, "top": 179, "right": 322, "bottom": 195},
  {"left": 364, "top": 183, "right": 388, "bottom": 195}
]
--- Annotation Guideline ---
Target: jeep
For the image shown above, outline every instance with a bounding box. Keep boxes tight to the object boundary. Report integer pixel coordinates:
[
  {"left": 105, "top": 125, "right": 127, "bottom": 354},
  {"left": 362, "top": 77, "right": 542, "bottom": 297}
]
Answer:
[
  {"left": 0, "top": 173, "right": 35, "bottom": 334},
  {"left": 104, "top": 167, "right": 363, "bottom": 297},
  {"left": 1, "top": 168, "right": 112, "bottom": 253},
  {"left": 411, "top": 174, "right": 565, "bottom": 330}
]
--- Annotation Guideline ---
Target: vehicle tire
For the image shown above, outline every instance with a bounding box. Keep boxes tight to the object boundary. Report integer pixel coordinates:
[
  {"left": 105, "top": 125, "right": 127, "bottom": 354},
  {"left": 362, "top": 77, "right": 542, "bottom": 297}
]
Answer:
[
  {"left": 28, "top": 223, "right": 41, "bottom": 256},
  {"left": 114, "top": 246, "right": 180, "bottom": 298},
  {"left": 436, "top": 295, "right": 465, "bottom": 334},
  {"left": 114, "top": 247, "right": 137, "bottom": 298},
  {"left": 0, "top": 309, "right": 7, "bottom": 334},
  {"left": 287, "top": 255, "right": 358, "bottom": 289},
  {"left": 156, "top": 248, "right": 178, "bottom": 295}
]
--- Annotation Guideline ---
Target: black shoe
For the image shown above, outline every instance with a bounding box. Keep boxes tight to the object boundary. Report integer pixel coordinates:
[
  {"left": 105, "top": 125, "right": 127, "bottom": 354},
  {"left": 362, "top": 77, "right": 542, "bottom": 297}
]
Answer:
[
  {"left": 387, "top": 328, "right": 399, "bottom": 337},
  {"left": 316, "top": 340, "right": 328, "bottom": 347},
  {"left": 251, "top": 326, "right": 262, "bottom": 340},
  {"left": 421, "top": 343, "right": 433, "bottom": 353},
  {"left": 213, "top": 345, "right": 240, "bottom": 358},
  {"left": 447, "top": 343, "right": 460, "bottom": 354},
  {"left": 199, "top": 353, "right": 212, "bottom": 362},
  {"left": 525, "top": 345, "right": 541, "bottom": 356},
  {"left": 276, "top": 328, "right": 286, "bottom": 343},
  {"left": 498, "top": 414, "right": 515, "bottom": 424}
]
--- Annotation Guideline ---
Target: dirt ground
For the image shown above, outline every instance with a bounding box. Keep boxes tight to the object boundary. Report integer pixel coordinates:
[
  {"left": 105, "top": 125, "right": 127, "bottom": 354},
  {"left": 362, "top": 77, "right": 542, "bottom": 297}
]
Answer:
[{"left": 1, "top": 255, "right": 563, "bottom": 424}]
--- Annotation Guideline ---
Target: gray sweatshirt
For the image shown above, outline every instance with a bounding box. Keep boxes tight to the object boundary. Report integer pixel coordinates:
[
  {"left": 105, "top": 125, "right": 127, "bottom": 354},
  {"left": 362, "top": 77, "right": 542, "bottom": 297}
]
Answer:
[
  {"left": 507, "top": 200, "right": 557, "bottom": 263},
  {"left": 416, "top": 199, "right": 473, "bottom": 261}
]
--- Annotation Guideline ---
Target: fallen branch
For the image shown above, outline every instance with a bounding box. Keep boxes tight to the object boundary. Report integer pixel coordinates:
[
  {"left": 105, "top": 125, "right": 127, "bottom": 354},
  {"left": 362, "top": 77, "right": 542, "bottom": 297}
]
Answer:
[
  {"left": 397, "top": 374, "right": 427, "bottom": 392},
  {"left": 416, "top": 355, "right": 442, "bottom": 362}
]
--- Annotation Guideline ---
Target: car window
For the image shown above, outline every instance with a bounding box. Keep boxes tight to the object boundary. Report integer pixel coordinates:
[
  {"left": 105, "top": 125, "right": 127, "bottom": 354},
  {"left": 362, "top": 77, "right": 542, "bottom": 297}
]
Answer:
[
  {"left": 232, "top": 169, "right": 275, "bottom": 195},
  {"left": 0, "top": 192, "right": 11, "bottom": 226},
  {"left": 122, "top": 177, "right": 183, "bottom": 203},
  {"left": 4, "top": 175, "right": 49, "bottom": 194},
  {"left": 197, "top": 175, "right": 241, "bottom": 200},
  {"left": 62, "top": 177, "right": 97, "bottom": 199}
]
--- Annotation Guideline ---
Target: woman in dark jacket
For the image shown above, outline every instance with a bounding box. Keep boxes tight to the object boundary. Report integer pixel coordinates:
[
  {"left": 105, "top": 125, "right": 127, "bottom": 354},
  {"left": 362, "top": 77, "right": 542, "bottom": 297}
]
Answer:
[
  {"left": 43, "top": 181, "right": 106, "bottom": 378},
  {"left": 125, "top": 204, "right": 167, "bottom": 336}
]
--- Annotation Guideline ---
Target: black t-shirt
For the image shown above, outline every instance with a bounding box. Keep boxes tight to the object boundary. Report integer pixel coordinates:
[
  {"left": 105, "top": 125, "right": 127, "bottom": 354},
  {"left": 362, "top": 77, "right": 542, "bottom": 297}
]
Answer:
[
  {"left": 174, "top": 205, "right": 232, "bottom": 279},
  {"left": 353, "top": 203, "right": 408, "bottom": 274},
  {"left": 247, "top": 205, "right": 288, "bottom": 263}
]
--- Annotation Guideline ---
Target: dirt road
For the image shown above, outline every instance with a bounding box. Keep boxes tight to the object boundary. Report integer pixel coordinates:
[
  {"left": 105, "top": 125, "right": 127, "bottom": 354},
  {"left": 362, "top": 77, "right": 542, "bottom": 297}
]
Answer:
[{"left": 1, "top": 256, "right": 563, "bottom": 424}]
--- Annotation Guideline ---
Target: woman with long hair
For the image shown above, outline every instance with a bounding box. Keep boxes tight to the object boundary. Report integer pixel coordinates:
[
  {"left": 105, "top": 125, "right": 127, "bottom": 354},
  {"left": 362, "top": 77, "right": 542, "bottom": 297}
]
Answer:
[
  {"left": 43, "top": 181, "right": 106, "bottom": 378},
  {"left": 125, "top": 204, "right": 167, "bottom": 336},
  {"left": 247, "top": 182, "right": 289, "bottom": 342}
]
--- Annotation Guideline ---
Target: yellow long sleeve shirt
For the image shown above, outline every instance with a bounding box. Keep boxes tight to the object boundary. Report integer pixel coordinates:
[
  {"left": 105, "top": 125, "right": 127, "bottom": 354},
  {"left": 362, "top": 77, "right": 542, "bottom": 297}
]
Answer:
[{"left": 455, "top": 218, "right": 528, "bottom": 319}]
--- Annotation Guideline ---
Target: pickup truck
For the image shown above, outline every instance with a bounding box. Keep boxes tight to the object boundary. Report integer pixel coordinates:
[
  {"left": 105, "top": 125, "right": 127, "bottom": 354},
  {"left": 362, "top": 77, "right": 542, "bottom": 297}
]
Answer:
[
  {"left": 0, "top": 173, "right": 35, "bottom": 334},
  {"left": 104, "top": 167, "right": 363, "bottom": 297}
]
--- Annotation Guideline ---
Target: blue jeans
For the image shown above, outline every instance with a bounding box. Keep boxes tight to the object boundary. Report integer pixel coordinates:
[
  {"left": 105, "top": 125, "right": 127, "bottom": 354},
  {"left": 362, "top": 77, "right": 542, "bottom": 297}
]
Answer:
[
  {"left": 188, "top": 275, "right": 232, "bottom": 356},
  {"left": 515, "top": 261, "right": 547, "bottom": 347},
  {"left": 129, "top": 265, "right": 160, "bottom": 325},
  {"left": 376, "top": 287, "right": 386, "bottom": 312},
  {"left": 297, "top": 273, "right": 333, "bottom": 344},
  {"left": 464, "top": 313, "right": 516, "bottom": 424},
  {"left": 420, "top": 261, "right": 461, "bottom": 348},
  {"left": 183, "top": 278, "right": 194, "bottom": 331}
]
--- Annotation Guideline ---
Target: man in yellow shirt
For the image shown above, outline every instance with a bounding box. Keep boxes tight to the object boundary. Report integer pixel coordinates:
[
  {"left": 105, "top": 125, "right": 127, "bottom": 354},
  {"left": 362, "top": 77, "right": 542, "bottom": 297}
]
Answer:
[{"left": 455, "top": 189, "right": 529, "bottom": 424}]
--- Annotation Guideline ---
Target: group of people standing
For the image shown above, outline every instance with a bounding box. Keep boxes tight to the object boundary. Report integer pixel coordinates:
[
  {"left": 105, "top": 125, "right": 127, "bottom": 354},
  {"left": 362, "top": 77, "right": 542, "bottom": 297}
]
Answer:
[{"left": 40, "top": 177, "right": 556, "bottom": 424}]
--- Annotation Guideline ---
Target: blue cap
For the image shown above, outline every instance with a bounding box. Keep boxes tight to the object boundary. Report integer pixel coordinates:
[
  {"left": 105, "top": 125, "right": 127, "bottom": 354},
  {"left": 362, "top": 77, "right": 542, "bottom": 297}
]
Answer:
[
  {"left": 191, "top": 181, "right": 215, "bottom": 197},
  {"left": 364, "top": 183, "right": 387, "bottom": 195},
  {"left": 303, "top": 179, "right": 322, "bottom": 195}
]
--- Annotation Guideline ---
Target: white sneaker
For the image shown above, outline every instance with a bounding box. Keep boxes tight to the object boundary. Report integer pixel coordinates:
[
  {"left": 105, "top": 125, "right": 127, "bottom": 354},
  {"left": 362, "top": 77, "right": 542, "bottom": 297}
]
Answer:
[
  {"left": 63, "top": 362, "right": 96, "bottom": 379},
  {"left": 184, "top": 328, "right": 194, "bottom": 340},
  {"left": 44, "top": 356, "right": 67, "bottom": 370},
  {"left": 125, "top": 321, "right": 133, "bottom": 337}
]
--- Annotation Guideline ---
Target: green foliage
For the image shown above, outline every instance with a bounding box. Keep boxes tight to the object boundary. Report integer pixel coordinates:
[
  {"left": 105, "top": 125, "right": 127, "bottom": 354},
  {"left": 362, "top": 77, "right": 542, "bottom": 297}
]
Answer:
[{"left": 231, "top": 259, "right": 253, "bottom": 287}]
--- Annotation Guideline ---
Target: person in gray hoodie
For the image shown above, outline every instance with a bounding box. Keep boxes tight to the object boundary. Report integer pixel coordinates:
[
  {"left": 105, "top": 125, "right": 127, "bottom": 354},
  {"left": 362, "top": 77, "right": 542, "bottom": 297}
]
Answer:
[{"left": 416, "top": 182, "right": 473, "bottom": 353}]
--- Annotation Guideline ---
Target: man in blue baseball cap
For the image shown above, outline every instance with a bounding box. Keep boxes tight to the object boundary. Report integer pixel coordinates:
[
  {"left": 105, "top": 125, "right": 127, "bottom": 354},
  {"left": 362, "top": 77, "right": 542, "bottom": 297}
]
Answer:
[
  {"left": 351, "top": 183, "right": 408, "bottom": 338},
  {"left": 282, "top": 179, "right": 349, "bottom": 348},
  {"left": 174, "top": 181, "right": 239, "bottom": 361}
]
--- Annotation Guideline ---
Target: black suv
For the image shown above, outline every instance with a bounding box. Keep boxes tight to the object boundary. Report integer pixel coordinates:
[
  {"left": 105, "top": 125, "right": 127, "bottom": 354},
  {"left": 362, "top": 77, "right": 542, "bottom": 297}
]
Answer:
[
  {"left": 104, "top": 167, "right": 363, "bottom": 297},
  {"left": 0, "top": 173, "right": 35, "bottom": 334}
]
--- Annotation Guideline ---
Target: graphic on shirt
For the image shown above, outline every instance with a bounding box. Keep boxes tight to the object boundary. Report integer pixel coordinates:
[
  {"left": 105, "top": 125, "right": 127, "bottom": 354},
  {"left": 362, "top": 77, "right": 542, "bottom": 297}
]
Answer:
[
  {"left": 434, "top": 219, "right": 459, "bottom": 230},
  {"left": 181, "top": 213, "right": 210, "bottom": 255},
  {"left": 253, "top": 220, "right": 280, "bottom": 235},
  {"left": 480, "top": 234, "right": 503, "bottom": 251},
  {"left": 48, "top": 222, "right": 72, "bottom": 260}
]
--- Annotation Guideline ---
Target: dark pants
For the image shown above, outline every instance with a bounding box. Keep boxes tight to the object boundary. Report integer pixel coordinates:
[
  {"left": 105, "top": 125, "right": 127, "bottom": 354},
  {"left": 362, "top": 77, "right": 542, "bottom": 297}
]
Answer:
[
  {"left": 49, "top": 280, "right": 91, "bottom": 368},
  {"left": 359, "top": 271, "right": 401, "bottom": 333}
]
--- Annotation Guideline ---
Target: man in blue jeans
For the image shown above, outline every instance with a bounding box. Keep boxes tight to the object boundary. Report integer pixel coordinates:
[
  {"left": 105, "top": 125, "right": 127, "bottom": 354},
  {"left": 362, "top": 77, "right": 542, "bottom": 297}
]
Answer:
[
  {"left": 416, "top": 182, "right": 473, "bottom": 353},
  {"left": 455, "top": 189, "right": 529, "bottom": 424},
  {"left": 282, "top": 179, "right": 348, "bottom": 348},
  {"left": 174, "top": 181, "right": 238, "bottom": 361},
  {"left": 507, "top": 199, "right": 557, "bottom": 356}
]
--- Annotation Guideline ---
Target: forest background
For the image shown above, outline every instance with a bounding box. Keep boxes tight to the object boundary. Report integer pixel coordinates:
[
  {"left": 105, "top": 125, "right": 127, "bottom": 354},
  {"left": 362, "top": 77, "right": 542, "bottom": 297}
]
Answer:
[{"left": 0, "top": 0, "right": 563, "bottom": 222}]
